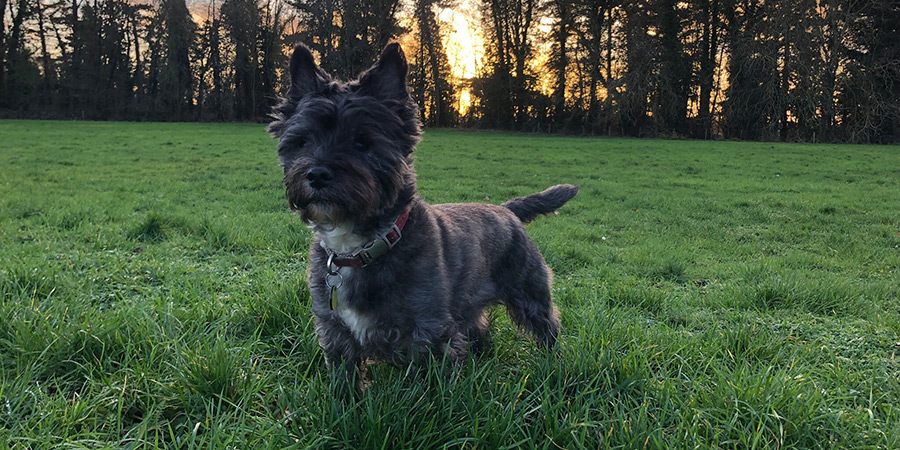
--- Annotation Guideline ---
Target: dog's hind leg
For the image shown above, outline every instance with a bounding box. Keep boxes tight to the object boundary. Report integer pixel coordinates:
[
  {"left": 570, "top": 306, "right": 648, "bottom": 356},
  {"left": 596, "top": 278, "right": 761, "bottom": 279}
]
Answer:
[
  {"left": 503, "top": 289, "right": 560, "bottom": 349},
  {"left": 499, "top": 267, "right": 561, "bottom": 349},
  {"left": 465, "top": 312, "right": 493, "bottom": 355},
  {"left": 410, "top": 327, "right": 468, "bottom": 365},
  {"left": 494, "top": 233, "right": 562, "bottom": 349}
]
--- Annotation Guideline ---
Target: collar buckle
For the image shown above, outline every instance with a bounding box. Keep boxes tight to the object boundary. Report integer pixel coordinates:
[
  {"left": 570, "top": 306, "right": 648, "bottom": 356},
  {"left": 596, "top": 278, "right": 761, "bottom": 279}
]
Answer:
[
  {"left": 326, "top": 210, "right": 410, "bottom": 269},
  {"left": 384, "top": 223, "right": 402, "bottom": 247}
]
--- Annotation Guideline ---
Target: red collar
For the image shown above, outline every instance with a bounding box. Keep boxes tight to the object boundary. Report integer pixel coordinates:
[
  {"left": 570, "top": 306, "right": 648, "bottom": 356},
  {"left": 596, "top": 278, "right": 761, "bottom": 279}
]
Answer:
[{"left": 327, "top": 211, "right": 410, "bottom": 269}]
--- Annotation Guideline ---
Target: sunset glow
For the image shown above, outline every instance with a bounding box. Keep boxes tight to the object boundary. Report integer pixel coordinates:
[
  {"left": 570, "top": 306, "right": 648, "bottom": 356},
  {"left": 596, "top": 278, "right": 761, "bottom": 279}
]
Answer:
[
  {"left": 457, "top": 89, "right": 472, "bottom": 116},
  {"left": 437, "top": 1, "right": 484, "bottom": 80},
  {"left": 436, "top": 0, "right": 484, "bottom": 115}
]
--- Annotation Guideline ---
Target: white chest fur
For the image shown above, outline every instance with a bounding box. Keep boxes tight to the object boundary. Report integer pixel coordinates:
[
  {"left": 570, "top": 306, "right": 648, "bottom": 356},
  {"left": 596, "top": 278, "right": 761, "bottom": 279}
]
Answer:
[
  {"left": 313, "top": 222, "right": 374, "bottom": 345},
  {"left": 337, "top": 306, "right": 373, "bottom": 344},
  {"left": 332, "top": 268, "right": 373, "bottom": 344},
  {"left": 316, "top": 222, "right": 367, "bottom": 254}
]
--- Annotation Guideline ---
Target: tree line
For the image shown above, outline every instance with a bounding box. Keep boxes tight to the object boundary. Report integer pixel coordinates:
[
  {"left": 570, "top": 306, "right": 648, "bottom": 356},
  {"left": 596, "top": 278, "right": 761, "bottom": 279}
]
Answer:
[{"left": 1, "top": 0, "right": 898, "bottom": 143}]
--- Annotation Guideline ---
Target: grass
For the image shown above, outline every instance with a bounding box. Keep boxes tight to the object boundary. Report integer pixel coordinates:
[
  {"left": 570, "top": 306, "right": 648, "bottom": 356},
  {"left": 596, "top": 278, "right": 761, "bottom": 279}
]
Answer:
[{"left": 0, "top": 119, "right": 898, "bottom": 448}]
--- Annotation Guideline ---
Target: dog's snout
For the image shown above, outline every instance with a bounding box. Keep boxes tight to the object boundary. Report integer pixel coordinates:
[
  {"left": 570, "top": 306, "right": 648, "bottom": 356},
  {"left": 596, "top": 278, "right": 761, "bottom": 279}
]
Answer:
[{"left": 306, "top": 166, "right": 333, "bottom": 189}]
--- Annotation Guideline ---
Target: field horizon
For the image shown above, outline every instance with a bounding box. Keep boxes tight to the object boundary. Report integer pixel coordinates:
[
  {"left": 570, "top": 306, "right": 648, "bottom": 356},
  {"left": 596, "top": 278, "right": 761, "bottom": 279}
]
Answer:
[{"left": 1, "top": 120, "right": 899, "bottom": 448}]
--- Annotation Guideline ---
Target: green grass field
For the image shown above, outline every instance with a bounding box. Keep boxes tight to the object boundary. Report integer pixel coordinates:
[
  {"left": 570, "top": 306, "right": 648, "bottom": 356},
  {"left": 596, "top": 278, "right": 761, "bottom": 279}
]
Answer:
[{"left": 1, "top": 120, "right": 899, "bottom": 448}]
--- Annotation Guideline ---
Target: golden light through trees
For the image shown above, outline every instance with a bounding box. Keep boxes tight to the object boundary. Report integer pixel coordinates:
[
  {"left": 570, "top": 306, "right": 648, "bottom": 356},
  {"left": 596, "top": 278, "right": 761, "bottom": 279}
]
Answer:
[
  {"left": 437, "top": 2, "right": 482, "bottom": 80},
  {"left": 436, "top": 0, "right": 484, "bottom": 115},
  {"left": 3, "top": 0, "right": 897, "bottom": 141}
]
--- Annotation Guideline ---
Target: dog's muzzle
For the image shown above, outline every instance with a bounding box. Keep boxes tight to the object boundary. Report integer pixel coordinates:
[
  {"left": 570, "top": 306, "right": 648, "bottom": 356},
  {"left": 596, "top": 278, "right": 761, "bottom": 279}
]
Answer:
[{"left": 306, "top": 166, "right": 333, "bottom": 190}]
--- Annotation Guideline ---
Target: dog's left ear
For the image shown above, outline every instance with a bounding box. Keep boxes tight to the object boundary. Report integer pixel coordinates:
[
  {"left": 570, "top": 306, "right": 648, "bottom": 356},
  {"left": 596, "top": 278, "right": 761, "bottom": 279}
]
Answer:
[{"left": 358, "top": 43, "right": 410, "bottom": 101}]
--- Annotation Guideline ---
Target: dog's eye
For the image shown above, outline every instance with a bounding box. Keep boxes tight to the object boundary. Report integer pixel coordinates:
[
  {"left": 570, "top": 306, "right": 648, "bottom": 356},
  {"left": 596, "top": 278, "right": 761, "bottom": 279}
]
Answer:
[
  {"left": 354, "top": 136, "right": 370, "bottom": 152},
  {"left": 279, "top": 138, "right": 304, "bottom": 157},
  {"left": 281, "top": 138, "right": 305, "bottom": 155}
]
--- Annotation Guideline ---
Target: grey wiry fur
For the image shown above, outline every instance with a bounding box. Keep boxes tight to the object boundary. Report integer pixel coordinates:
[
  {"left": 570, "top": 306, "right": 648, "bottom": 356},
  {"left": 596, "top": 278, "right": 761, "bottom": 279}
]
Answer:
[
  {"left": 502, "top": 184, "right": 579, "bottom": 224},
  {"left": 269, "top": 43, "right": 578, "bottom": 395}
]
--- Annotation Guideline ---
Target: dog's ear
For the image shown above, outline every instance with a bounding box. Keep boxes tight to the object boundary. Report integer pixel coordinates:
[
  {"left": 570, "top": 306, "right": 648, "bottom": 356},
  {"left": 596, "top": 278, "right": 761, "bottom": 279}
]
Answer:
[
  {"left": 358, "top": 43, "right": 410, "bottom": 101},
  {"left": 269, "top": 44, "right": 330, "bottom": 138},
  {"left": 288, "top": 43, "right": 329, "bottom": 98}
]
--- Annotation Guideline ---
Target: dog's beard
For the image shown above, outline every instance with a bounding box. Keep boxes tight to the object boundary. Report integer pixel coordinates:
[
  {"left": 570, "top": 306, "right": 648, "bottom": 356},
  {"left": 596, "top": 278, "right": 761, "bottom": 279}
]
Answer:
[
  {"left": 285, "top": 177, "right": 379, "bottom": 229},
  {"left": 297, "top": 201, "right": 348, "bottom": 228},
  {"left": 283, "top": 158, "right": 406, "bottom": 231}
]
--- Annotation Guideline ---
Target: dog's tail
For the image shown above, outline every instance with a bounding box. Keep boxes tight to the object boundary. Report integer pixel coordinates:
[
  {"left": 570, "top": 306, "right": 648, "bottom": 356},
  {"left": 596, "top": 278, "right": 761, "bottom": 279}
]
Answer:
[{"left": 502, "top": 184, "right": 579, "bottom": 224}]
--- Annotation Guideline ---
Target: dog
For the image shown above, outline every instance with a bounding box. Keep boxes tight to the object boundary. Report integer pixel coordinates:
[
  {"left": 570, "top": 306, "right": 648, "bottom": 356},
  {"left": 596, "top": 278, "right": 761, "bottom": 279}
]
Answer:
[{"left": 268, "top": 42, "right": 578, "bottom": 394}]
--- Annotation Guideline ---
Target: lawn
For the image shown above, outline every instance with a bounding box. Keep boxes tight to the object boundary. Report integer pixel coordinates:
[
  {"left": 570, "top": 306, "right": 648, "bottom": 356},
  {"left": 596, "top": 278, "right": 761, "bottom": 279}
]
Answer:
[{"left": 1, "top": 120, "right": 899, "bottom": 448}]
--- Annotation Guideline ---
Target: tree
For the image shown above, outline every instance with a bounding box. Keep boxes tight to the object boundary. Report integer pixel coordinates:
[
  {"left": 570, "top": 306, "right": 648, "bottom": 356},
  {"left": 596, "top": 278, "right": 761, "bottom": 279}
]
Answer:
[
  {"left": 1, "top": 0, "right": 897, "bottom": 142},
  {"left": 2, "top": 0, "right": 39, "bottom": 109},
  {"left": 693, "top": 0, "right": 721, "bottom": 139},
  {"left": 195, "top": 0, "right": 227, "bottom": 119},
  {"left": 478, "top": 0, "right": 536, "bottom": 129},
  {"left": 722, "top": 0, "right": 778, "bottom": 141},
  {"left": 411, "top": 0, "right": 455, "bottom": 126},
  {"left": 259, "top": 0, "right": 291, "bottom": 118},
  {"left": 291, "top": 0, "right": 404, "bottom": 81},
  {"left": 35, "top": 0, "right": 54, "bottom": 103},
  {"left": 571, "top": 0, "right": 618, "bottom": 134},
  {"left": 545, "top": 0, "right": 574, "bottom": 129},
  {"left": 835, "top": 0, "right": 900, "bottom": 143},
  {"left": 654, "top": 0, "right": 689, "bottom": 134},
  {"left": 619, "top": 0, "right": 654, "bottom": 137},
  {"left": 222, "top": 0, "right": 261, "bottom": 120},
  {"left": 158, "top": 0, "right": 196, "bottom": 119}
]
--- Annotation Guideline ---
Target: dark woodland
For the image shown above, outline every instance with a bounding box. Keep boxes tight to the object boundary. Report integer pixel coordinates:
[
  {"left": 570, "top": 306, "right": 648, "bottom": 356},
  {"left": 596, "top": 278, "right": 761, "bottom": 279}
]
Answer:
[{"left": 1, "top": 0, "right": 898, "bottom": 143}]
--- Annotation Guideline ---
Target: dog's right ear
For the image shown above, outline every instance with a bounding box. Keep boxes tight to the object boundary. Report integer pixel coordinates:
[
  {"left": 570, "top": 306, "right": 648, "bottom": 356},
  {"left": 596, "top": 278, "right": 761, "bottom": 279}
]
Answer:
[
  {"left": 288, "top": 44, "right": 329, "bottom": 99},
  {"left": 269, "top": 44, "right": 330, "bottom": 138}
]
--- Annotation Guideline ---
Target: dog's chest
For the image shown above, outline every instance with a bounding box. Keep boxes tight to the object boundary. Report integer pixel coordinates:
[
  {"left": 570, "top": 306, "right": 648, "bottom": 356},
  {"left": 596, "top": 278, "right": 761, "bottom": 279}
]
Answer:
[
  {"left": 315, "top": 227, "right": 375, "bottom": 343},
  {"left": 331, "top": 267, "right": 375, "bottom": 344},
  {"left": 317, "top": 224, "right": 367, "bottom": 254},
  {"left": 337, "top": 308, "right": 372, "bottom": 344}
]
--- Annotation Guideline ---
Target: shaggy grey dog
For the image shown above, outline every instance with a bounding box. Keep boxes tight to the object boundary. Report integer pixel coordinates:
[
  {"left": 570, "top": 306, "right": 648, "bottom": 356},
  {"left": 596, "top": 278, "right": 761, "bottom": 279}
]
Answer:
[{"left": 268, "top": 42, "right": 578, "bottom": 394}]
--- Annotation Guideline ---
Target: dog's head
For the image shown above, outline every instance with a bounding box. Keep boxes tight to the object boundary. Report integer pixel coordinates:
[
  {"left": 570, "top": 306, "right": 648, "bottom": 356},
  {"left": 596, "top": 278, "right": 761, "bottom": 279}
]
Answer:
[{"left": 269, "top": 43, "right": 421, "bottom": 228}]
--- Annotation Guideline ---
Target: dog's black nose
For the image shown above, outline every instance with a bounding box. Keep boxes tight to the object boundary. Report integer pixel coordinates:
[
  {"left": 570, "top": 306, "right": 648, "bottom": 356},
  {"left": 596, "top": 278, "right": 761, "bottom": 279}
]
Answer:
[{"left": 306, "top": 166, "right": 333, "bottom": 189}]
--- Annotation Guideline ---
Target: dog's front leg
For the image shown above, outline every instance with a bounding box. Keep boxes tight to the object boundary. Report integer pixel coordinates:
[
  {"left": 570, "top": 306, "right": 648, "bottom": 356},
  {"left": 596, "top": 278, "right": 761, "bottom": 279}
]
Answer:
[
  {"left": 316, "top": 316, "right": 365, "bottom": 399},
  {"left": 400, "top": 329, "right": 468, "bottom": 384},
  {"left": 325, "top": 352, "right": 363, "bottom": 400}
]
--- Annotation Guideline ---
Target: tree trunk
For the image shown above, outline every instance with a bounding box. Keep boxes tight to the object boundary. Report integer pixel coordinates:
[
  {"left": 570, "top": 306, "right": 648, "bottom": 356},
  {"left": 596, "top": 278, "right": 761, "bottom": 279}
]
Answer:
[
  {"left": 817, "top": 0, "right": 840, "bottom": 142},
  {"left": 552, "top": 0, "right": 569, "bottom": 129},
  {"left": 605, "top": 7, "right": 613, "bottom": 135},
  {"left": 0, "top": 0, "right": 9, "bottom": 99},
  {"left": 426, "top": 32, "right": 445, "bottom": 126},
  {"left": 132, "top": 14, "right": 141, "bottom": 83},
  {"left": 585, "top": 3, "right": 603, "bottom": 133},
  {"left": 2, "top": 0, "right": 30, "bottom": 106},
  {"left": 511, "top": 0, "right": 534, "bottom": 128},
  {"left": 697, "top": 0, "right": 719, "bottom": 139},
  {"left": 37, "top": 0, "right": 53, "bottom": 92},
  {"left": 779, "top": 36, "right": 790, "bottom": 142}
]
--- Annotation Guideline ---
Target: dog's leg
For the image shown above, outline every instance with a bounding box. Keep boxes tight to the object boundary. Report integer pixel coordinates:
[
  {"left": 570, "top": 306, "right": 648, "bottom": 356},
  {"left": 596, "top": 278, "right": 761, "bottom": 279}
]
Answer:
[
  {"left": 326, "top": 354, "right": 363, "bottom": 400},
  {"left": 440, "top": 332, "right": 468, "bottom": 362},
  {"left": 406, "top": 329, "right": 468, "bottom": 365},
  {"left": 501, "top": 275, "right": 561, "bottom": 349},
  {"left": 465, "top": 312, "right": 493, "bottom": 355},
  {"left": 402, "top": 331, "right": 468, "bottom": 388},
  {"left": 399, "top": 327, "right": 468, "bottom": 380},
  {"left": 317, "top": 319, "right": 365, "bottom": 399}
]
